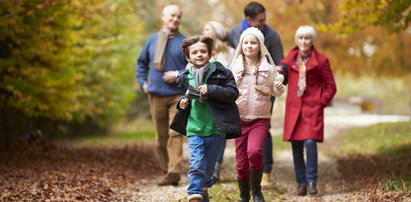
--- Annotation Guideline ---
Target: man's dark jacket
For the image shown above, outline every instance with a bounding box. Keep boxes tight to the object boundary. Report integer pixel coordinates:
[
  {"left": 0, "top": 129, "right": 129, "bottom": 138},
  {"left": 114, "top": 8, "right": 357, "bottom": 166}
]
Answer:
[{"left": 170, "top": 62, "right": 241, "bottom": 139}]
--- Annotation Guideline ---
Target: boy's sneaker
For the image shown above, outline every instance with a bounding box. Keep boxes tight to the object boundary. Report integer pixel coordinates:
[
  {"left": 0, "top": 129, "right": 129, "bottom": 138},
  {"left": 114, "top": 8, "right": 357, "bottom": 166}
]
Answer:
[{"left": 187, "top": 194, "right": 202, "bottom": 202}]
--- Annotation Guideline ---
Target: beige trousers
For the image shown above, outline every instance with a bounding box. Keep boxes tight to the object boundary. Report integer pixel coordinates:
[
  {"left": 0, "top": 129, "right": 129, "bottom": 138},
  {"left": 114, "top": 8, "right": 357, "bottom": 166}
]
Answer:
[{"left": 148, "top": 93, "right": 183, "bottom": 174}]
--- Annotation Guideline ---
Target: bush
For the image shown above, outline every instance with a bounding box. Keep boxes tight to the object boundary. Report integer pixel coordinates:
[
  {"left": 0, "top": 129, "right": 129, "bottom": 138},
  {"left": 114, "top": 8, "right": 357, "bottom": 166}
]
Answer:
[{"left": 0, "top": 0, "right": 145, "bottom": 142}]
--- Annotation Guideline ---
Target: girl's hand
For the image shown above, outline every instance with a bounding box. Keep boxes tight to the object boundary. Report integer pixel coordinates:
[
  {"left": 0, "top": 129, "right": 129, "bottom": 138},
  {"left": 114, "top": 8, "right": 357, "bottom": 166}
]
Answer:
[
  {"left": 198, "top": 84, "right": 208, "bottom": 95},
  {"left": 180, "top": 98, "right": 189, "bottom": 109},
  {"left": 275, "top": 65, "right": 284, "bottom": 74},
  {"left": 274, "top": 81, "right": 285, "bottom": 92}
]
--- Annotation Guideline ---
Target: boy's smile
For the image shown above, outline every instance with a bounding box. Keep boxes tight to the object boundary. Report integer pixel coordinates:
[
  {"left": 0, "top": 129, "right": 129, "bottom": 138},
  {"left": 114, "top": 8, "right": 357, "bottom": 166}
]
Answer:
[{"left": 187, "top": 42, "right": 210, "bottom": 68}]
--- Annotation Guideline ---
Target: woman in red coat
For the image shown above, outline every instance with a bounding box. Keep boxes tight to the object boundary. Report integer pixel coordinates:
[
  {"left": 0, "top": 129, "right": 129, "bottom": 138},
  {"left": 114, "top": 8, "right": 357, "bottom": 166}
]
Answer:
[{"left": 282, "top": 25, "right": 336, "bottom": 196}]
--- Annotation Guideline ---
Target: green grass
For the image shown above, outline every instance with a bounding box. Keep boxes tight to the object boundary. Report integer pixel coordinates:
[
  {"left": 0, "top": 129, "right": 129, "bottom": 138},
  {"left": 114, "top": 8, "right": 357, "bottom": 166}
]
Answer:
[
  {"left": 272, "top": 134, "right": 290, "bottom": 154},
  {"left": 384, "top": 175, "right": 411, "bottom": 191},
  {"left": 336, "top": 76, "right": 411, "bottom": 115},
  {"left": 73, "top": 118, "right": 156, "bottom": 147},
  {"left": 73, "top": 131, "right": 155, "bottom": 146},
  {"left": 331, "top": 121, "right": 411, "bottom": 156},
  {"left": 329, "top": 121, "right": 411, "bottom": 192}
]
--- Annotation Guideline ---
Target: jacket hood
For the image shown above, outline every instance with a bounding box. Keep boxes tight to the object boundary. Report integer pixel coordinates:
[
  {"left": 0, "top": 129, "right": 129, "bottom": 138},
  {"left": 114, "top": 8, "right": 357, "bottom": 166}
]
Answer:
[{"left": 229, "top": 27, "right": 283, "bottom": 82}]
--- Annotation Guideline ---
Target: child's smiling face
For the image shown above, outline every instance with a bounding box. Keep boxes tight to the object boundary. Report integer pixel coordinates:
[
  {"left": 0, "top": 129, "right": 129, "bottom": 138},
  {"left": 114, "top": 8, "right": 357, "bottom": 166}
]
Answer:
[
  {"left": 242, "top": 35, "right": 260, "bottom": 59},
  {"left": 187, "top": 42, "right": 210, "bottom": 68}
]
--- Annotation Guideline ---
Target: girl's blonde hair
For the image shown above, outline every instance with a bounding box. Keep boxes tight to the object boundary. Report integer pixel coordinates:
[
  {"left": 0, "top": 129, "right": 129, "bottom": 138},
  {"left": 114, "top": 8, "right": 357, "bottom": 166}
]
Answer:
[{"left": 205, "top": 21, "right": 231, "bottom": 58}]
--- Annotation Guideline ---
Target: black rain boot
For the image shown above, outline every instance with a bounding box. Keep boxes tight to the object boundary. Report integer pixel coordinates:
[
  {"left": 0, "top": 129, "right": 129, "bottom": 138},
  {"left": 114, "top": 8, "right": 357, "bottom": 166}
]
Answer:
[
  {"left": 297, "top": 184, "right": 307, "bottom": 196},
  {"left": 250, "top": 170, "right": 265, "bottom": 202},
  {"left": 308, "top": 182, "right": 318, "bottom": 195},
  {"left": 237, "top": 178, "right": 250, "bottom": 202}
]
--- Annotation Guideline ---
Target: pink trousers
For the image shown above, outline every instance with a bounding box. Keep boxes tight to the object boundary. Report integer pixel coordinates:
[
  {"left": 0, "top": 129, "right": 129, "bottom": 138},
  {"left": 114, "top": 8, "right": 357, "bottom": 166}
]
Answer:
[{"left": 234, "top": 118, "right": 270, "bottom": 180}]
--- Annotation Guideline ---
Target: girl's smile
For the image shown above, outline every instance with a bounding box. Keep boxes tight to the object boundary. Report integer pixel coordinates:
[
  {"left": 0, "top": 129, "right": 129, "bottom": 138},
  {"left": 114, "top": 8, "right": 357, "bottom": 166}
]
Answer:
[{"left": 187, "top": 42, "right": 210, "bottom": 68}]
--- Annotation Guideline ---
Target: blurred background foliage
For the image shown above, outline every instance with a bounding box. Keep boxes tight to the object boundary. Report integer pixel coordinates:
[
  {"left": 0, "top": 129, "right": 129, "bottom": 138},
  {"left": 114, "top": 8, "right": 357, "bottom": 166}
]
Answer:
[{"left": 0, "top": 0, "right": 410, "bottom": 145}]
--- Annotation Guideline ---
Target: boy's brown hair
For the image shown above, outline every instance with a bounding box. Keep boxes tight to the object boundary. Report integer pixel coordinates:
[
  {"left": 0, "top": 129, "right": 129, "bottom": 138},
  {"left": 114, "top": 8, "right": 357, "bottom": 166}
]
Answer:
[{"left": 181, "top": 36, "right": 214, "bottom": 59}]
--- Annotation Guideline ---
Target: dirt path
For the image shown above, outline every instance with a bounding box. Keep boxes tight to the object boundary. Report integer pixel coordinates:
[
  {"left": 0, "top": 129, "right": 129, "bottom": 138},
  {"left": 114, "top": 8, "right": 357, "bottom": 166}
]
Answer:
[
  {"left": 128, "top": 103, "right": 410, "bottom": 201},
  {"left": 1, "top": 102, "right": 409, "bottom": 201}
]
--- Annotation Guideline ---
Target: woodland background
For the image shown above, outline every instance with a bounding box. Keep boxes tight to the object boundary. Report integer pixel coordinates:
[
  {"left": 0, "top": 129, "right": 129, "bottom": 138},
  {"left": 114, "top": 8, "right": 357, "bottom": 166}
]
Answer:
[{"left": 1, "top": 0, "right": 410, "bottom": 145}]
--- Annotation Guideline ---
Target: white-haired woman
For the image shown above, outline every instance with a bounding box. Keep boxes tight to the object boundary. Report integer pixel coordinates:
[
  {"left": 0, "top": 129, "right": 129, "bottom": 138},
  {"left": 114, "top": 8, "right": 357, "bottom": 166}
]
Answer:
[
  {"left": 282, "top": 25, "right": 337, "bottom": 196},
  {"left": 229, "top": 27, "right": 284, "bottom": 202},
  {"left": 202, "top": 21, "right": 235, "bottom": 182}
]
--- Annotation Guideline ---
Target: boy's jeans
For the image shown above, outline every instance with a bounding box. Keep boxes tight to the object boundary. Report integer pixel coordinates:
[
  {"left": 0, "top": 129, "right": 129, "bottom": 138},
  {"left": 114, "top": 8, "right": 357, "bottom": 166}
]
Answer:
[
  {"left": 187, "top": 134, "right": 225, "bottom": 195},
  {"left": 291, "top": 139, "right": 318, "bottom": 186}
]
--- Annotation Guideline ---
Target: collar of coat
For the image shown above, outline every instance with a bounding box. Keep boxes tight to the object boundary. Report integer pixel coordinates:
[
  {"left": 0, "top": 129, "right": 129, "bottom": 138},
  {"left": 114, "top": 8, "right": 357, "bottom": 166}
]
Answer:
[
  {"left": 283, "top": 46, "right": 319, "bottom": 72},
  {"left": 231, "top": 55, "right": 272, "bottom": 81},
  {"left": 179, "top": 61, "right": 223, "bottom": 88}
]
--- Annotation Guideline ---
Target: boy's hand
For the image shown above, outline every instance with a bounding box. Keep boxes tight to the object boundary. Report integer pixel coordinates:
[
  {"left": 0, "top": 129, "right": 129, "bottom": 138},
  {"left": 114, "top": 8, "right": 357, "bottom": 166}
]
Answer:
[
  {"left": 180, "top": 98, "right": 189, "bottom": 109},
  {"left": 198, "top": 84, "right": 208, "bottom": 95}
]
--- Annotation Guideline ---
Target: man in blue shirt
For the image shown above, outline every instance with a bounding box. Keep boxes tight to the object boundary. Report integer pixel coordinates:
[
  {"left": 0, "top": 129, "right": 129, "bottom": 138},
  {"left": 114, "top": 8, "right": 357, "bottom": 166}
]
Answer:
[{"left": 136, "top": 4, "right": 187, "bottom": 186}]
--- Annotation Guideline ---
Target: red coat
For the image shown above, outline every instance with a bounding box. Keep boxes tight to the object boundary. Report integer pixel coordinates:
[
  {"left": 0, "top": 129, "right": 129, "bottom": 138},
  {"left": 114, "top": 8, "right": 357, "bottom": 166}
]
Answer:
[{"left": 282, "top": 47, "right": 336, "bottom": 142}]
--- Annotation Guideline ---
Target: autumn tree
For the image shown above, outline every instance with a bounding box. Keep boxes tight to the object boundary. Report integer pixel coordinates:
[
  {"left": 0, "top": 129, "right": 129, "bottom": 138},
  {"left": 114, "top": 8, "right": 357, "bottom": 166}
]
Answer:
[
  {"left": 218, "top": 0, "right": 411, "bottom": 78},
  {"left": 318, "top": 0, "right": 411, "bottom": 77},
  {"left": 324, "top": 0, "right": 411, "bottom": 36},
  {"left": 0, "top": 0, "right": 144, "bottom": 142},
  {"left": 0, "top": 0, "right": 80, "bottom": 120}
]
